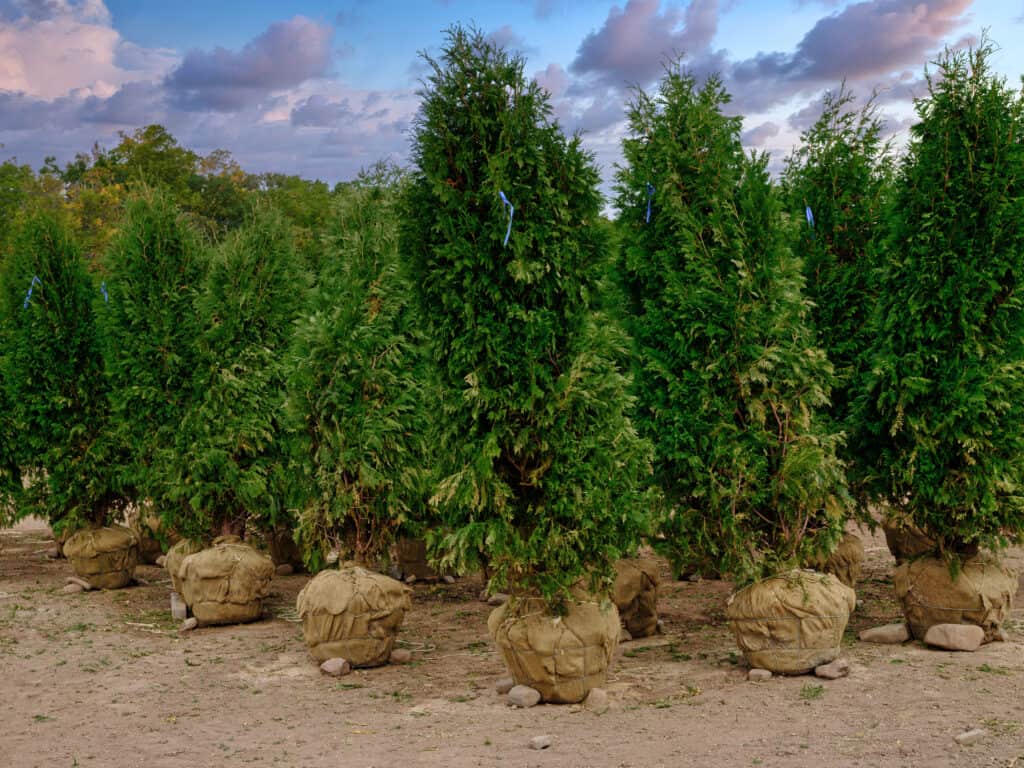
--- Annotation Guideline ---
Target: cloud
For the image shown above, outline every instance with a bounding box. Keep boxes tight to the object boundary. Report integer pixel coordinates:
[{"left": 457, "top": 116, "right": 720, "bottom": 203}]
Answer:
[
  {"left": 290, "top": 95, "right": 353, "bottom": 127},
  {"left": 1, "top": 0, "right": 109, "bottom": 23},
  {"left": 534, "top": 62, "right": 569, "bottom": 98},
  {"left": 165, "top": 16, "right": 334, "bottom": 111},
  {"left": 729, "top": 0, "right": 972, "bottom": 112},
  {"left": 80, "top": 79, "right": 165, "bottom": 125},
  {"left": 570, "top": 0, "right": 720, "bottom": 87},
  {"left": 0, "top": 0, "right": 174, "bottom": 99},
  {"left": 742, "top": 120, "right": 780, "bottom": 147},
  {"left": 488, "top": 24, "right": 528, "bottom": 52}
]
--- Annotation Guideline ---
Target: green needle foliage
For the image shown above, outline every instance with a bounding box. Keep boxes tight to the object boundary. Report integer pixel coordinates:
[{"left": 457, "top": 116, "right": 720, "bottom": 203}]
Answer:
[
  {"left": 164, "top": 205, "right": 308, "bottom": 540},
  {"left": 781, "top": 85, "right": 893, "bottom": 443},
  {"left": 0, "top": 211, "right": 118, "bottom": 532},
  {"left": 616, "top": 66, "right": 849, "bottom": 584},
  {"left": 288, "top": 167, "right": 426, "bottom": 569},
  {"left": 855, "top": 40, "right": 1024, "bottom": 558},
  {"left": 101, "top": 191, "right": 207, "bottom": 527},
  {"left": 402, "top": 26, "right": 653, "bottom": 607}
]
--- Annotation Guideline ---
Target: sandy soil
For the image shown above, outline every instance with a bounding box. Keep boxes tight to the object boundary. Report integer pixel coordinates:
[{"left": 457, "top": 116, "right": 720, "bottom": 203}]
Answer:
[{"left": 1, "top": 519, "right": 1022, "bottom": 768}]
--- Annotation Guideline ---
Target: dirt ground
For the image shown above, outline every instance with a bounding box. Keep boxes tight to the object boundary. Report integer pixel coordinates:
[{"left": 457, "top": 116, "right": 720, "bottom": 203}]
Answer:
[{"left": 1, "top": 519, "right": 1022, "bottom": 768}]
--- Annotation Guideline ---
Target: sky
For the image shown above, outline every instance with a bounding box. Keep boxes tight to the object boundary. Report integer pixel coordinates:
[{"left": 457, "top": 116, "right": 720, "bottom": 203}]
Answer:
[{"left": 1, "top": 0, "right": 1023, "bottom": 196}]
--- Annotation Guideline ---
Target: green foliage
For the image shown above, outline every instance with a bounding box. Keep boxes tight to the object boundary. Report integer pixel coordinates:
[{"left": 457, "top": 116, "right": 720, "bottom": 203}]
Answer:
[
  {"left": 781, "top": 85, "right": 893, "bottom": 439},
  {"left": 162, "top": 204, "right": 308, "bottom": 540},
  {"left": 0, "top": 160, "right": 38, "bottom": 250},
  {"left": 0, "top": 211, "right": 117, "bottom": 531},
  {"left": 100, "top": 192, "right": 208, "bottom": 526},
  {"left": 288, "top": 167, "right": 426, "bottom": 568},
  {"left": 616, "top": 66, "right": 849, "bottom": 584},
  {"left": 855, "top": 40, "right": 1024, "bottom": 556},
  {"left": 402, "top": 27, "right": 653, "bottom": 606}
]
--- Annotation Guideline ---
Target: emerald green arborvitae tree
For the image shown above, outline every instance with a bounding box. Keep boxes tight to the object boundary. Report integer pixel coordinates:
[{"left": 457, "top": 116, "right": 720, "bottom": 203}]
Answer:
[
  {"left": 402, "top": 27, "right": 653, "bottom": 607},
  {"left": 781, "top": 86, "right": 893, "bottom": 447},
  {"left": 855, "top": 41, "right": 1024, "bottom": 559},
  {"left": 163, "top": 205, "right": 307, "bottom": 541},
  {"left": 616, "top": 67, "right": 849, "bottom": 584},
  {"left": 0, "top": 212, "right": 118, "bottom": 533},
  {"left": 101, "top": 192, "right": 207, "bottom": 529},
  {"left": 288, "top": 167, "right": 427, "bottom": 570}
]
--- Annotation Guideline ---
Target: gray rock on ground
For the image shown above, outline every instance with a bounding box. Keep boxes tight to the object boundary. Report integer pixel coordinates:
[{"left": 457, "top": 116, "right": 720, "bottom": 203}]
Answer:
[
  {"left": 179, "top": 617, "right": 198, "bottom": 632},
  {"left": 814, "top": 658, "right": 850, "bottom": 680},
  {"left": 170, "top": 591, "right": 188, "bottom": 620},
  {"left": 507, "top": 685, "right": 541, "bottom": 708},
  {"left": 924, "top": 623, "right": 984, "bottom": 652},
  {"left": 859, "top": 624, "right": 910, "bottom": 644},
  {"left": 583, "top": 687, "right": 609, "bottom": 713},
  {"left": 748, "top": 669, "right": 772, "bottom": 682},
  {"left": 65, "top": 576, "right": 92, "bottom": 591},
  {"left": 275, "top": 563, "right": 294, "bottom": 577},
  {"left": 529, "top": 735, "right": 552, "bottom": 750},
  {"left": 389, "top": 648, "right": 412, "bottom": 664},
  {"left": 495, "top": 677, "right": 515, "bottom": 695},
  {"left": 319, "top": 657, "right": 352, "bottom": 677},
  {"left": 954, "top": 729, "right": 987, "bottom": 746},
  {"left": 62, "top": 583, "right": 85, "bottom": 594}
]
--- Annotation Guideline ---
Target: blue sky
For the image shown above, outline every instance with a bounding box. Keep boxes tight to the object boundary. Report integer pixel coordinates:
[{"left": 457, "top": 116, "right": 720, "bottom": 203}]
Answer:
[{"left": 1, "top": 0, "right": 1023, "bottom": 192}]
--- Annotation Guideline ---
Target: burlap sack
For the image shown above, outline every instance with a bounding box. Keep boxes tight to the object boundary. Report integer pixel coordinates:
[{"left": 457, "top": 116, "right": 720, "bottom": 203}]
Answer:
[
  {"left": 809, "top": 533, "right": 864, "bottom": 589},
  {"left": 613, "top": 558, "right": 660, "bottom": 638},
  {"left": 266, "top": 527, "right": 305, "bottom": 570},
  {"left": 394, "top": 537, "right": 443, "bottom": 581},
  {"left": 488, "top": 597, "right": 620, "bottom": 704},
  {"left": 882, "top": 518, "right": 934, "bottom": 563},
  {"left": 894, "top": 556, "right": 1017, "bottom": 642},
  {"left": 296, "top": 566, "right": 412, "bottom": 667},
  {"left": 179, "top": 542, "right": 275, "bottom": 626},
  {"left": 63, "top": 525, "right": 139, "bottom": 589},
  {"left": 726, "top": 570, "right": 856, "bottom": 674},
  {"left": 125, "top": 504, "right": 174, "bottom": 565},
  {"left": 165, "top": 538, "right": 207, "bottom": 594}
]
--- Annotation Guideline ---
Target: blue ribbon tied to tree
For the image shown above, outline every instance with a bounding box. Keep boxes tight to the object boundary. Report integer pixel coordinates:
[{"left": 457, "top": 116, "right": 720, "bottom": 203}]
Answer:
[
  {"left": 646, "top": 182, "right": 655, "bottom": 223},
  {"left": 498, "top": 190, "right": 514, "bottom": 247},
  {"left": 101, "top": 281, "right": 109, "bottom": 303},
  {"left": 22, "top": 275, "right": 41, "bottom": 310},
  {"left": 805, "top": 205, "right": 815, "bottom": 228}
]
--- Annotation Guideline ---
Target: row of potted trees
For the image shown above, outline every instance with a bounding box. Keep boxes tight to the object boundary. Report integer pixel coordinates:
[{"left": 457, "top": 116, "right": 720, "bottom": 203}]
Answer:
[{"left": 1, "top": 29, "right": 1021, "bottom": 702}]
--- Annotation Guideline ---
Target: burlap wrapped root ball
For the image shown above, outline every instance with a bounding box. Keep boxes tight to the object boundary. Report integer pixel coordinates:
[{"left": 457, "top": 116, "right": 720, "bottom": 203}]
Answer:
[
  {"left": 613, "top": 558, "right": 660, "bottom": 638},
  {"left": 488, "top": 597, "right": 620, "bottom": 704},
  {"left": 808, "top": 533, "right": 864, "bottom": 589},
  {"left": 894, "top": 556, "right": 1017, "bottom": 643},
  {"left": 63, "top": 525, "right": 140, "bottom": 589},
  {"left": 726, "top": 570, "right": 856, "bottom": 674},
  {"left": 125, "top": 504, "right": 177, "bottom": 565},
  {"left": 882, "top": 518, "right": 935, "bottom": 564},
  {"left": 296, "top": 566, "right": 412, "bottom": 667},
  {"left": 165, "top": 538, "right": 207, "bottom": 594},
  {"left": 179, "top": 541, "right": 275, "bottom": 626}
]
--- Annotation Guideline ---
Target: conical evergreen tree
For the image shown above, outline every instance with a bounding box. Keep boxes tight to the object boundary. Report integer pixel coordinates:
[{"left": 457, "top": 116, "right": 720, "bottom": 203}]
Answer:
[
  {"left": 855, "top": 40, "right": 1024, "bottom": 557},
  {"left": 288, "top": 167, "right": 427, "bottom": 569},
  {"left": 781, "top": 86, "right": 893, "bottom": 442},
  {"left": 163, "top": 204, "right": 307, "bottom": 540},
  {"left": 101, "top": 192, "right": 207, "bottom": 527},
  {"left": 616, "top": 66, "right": 849, "bottom": 583},
  {"left": 0, "top": 211, "right": 118, "bottom": 532},
  {"left": 402, "top": 27, "right": 652, "bottom": 605}
]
